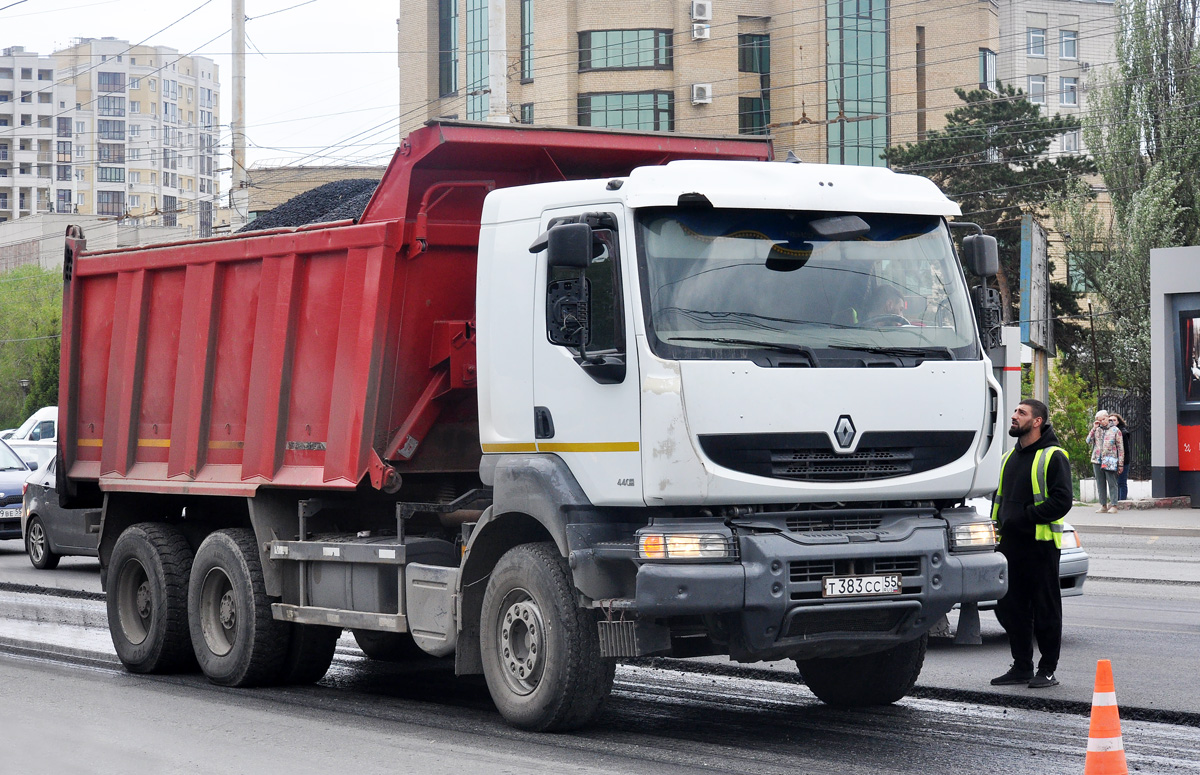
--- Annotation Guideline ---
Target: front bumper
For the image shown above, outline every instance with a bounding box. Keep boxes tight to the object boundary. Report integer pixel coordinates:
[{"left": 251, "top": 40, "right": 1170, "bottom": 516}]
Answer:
[{"left": 633, "top": 516, "right": 1007, "bottom": 660}]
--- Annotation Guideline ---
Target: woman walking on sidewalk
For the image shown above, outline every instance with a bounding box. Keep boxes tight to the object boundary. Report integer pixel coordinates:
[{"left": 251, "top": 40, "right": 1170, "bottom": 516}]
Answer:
[{"left": 1086, "top": 410, "right": 1123, "bottom": 513}]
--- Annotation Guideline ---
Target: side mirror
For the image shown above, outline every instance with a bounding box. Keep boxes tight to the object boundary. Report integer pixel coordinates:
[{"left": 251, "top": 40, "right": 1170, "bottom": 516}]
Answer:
[
  {"left": 962, "top": 234, "right": 998, "bottom": 277},
  {"left": 26, "top": 460, "right": 38, "bottom": 471},
  {"left": 546, "top": 222, "right": 592, "bottom": 269},
  {"left": 547, "top": 277, "right": 590, "bottom": 348}
]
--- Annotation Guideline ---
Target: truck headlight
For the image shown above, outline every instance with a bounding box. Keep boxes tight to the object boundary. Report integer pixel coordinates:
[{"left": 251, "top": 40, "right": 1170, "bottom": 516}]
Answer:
[
  {"left": 637, "top": 532, "right": 735, "bottom": 561},
  {"left": 949, "top": 521, "right": 997, "bottom": 552}
]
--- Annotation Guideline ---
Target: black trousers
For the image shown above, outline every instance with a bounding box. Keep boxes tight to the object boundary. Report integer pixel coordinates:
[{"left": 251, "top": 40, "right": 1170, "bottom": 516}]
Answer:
[{"left": 995, "top": 538, "right": 1062, "bottom": 673}]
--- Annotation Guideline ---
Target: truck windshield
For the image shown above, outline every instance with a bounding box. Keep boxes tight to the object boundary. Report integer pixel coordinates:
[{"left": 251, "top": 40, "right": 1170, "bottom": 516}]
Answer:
[{"left": 635, "top": 208, "right": 979, "bottom": 362}]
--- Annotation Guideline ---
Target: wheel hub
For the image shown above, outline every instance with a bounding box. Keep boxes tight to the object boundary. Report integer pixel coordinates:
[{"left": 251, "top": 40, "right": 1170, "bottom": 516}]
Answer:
[
  {"left": 499, "top": 596, "right": 545, "bottom": 695},
  {"left": 136, "top": 581, "right": 152, "bottom": 619},
  {"left": 219, "top": 591, "right": 237, "bottom": 630}
]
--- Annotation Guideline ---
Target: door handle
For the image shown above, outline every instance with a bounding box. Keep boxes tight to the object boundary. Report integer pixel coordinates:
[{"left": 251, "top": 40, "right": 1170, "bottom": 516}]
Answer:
[{"left": 534, "top": 406, "right": 555, "bottom": 439}]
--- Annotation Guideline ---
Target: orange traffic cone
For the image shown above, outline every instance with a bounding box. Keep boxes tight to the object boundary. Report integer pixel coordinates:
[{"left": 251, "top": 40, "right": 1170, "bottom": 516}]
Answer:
[{"left": 1084, "top": 659, "right": 1128, "bottom": 775}]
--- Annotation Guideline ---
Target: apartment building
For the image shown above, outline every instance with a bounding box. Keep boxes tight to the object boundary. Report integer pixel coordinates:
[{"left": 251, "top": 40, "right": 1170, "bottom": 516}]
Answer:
[
  {"left": 398, "top": 0, "right": 1000, "bottom": 165},
  {"left": 997, "top": 0, "right": 1116, "bottom": 157},
  {"left": 54, "top": 37, "right": 221, "bottom": 237},
  {"left": 0, "top": 46, "right": 77, "bottom": 223}
]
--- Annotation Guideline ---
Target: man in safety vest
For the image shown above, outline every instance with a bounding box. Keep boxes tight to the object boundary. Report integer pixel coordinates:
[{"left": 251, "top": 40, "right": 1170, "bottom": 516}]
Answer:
[{"left": 989, "top": 398, "right": 1073, "bottom": 689}]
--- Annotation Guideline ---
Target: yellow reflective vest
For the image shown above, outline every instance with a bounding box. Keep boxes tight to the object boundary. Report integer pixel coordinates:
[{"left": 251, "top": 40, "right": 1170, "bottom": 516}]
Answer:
[{"left": 990, "top": 445, "right": 1069, "bottom": 548}]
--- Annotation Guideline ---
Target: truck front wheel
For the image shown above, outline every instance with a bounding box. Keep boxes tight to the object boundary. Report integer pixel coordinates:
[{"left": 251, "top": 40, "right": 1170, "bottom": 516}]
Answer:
[
  {"left": 795, "top": 633, "right": 928, "bottom": 707},
  {"left": 480, "top": 543, "right": 614, "bottom": 731},
  {"left": 107, "top": 523, "right": 196, "bottom": 673},
  {"left": 188, "top": 528, "right": 288, "bottom": 687}
]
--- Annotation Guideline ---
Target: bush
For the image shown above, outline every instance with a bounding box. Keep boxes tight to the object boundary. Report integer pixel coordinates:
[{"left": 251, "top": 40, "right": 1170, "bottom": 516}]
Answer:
[{"left": 1047, "top": 366, "right": 1097, "bottom": 484}]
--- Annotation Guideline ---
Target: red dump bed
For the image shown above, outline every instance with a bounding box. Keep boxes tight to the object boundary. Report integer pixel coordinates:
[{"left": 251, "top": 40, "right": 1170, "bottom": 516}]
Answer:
[{"left": 59, "top": 122, "right": 772, "bottom": 497}]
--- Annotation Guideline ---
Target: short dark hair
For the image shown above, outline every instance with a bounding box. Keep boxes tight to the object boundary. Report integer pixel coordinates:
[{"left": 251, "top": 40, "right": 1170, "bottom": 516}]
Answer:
[{"left": 1019, "top": 398, "right": 1048, "bottom": 424}]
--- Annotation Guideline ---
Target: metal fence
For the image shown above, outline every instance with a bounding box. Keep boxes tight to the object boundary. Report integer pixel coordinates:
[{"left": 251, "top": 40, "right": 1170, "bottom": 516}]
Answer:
[{"left": 1099, "top": 389, "right": 1151, "bottom": 480}]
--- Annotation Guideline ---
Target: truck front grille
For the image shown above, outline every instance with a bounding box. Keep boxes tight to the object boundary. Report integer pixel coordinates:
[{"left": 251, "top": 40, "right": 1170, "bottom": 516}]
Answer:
[
  {"left": 785, "top": 513, "right": 884, "bottom": 532},
  {"left": 698, "top": 431, "right": 975, "bottom": 482},
  {"left": 789, "top": 556, "right": 921, "bottom": 583}
]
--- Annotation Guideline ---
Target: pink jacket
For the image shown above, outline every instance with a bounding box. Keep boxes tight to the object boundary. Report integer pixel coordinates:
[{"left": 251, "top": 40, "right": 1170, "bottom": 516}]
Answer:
[{"left": 1086, "top": 424, "right": 1124, "bottom": 470}]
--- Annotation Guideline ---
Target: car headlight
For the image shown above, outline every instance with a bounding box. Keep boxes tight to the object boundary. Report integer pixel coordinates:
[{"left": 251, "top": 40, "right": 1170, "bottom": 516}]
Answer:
[
  {"left": 949, "top": 521, "right": 997, "bottom": 552},
  {"left": 1060, "top": 529, "right": 1080, "bottom": 550},
  {"left": 637, "top": 532, "right": 735, "bottom": 561}
]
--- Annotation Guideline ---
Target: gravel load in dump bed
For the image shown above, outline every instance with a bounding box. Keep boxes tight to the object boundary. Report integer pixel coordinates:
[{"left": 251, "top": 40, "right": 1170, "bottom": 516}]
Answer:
[{"left": 237, "top": 178, "right": 380, "bottom": 233}]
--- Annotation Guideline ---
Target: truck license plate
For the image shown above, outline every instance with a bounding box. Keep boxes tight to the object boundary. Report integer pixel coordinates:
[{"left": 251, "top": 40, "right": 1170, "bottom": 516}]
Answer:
[{"left": 822, "top": 573, "right": 903, "bottom": 598}]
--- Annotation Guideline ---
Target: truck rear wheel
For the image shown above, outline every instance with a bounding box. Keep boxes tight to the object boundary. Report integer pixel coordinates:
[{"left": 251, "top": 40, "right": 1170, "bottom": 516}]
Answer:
[
  {"left": 795, "top": 633, "right": 928, "bottom": 707},
  {"left": 480, "top": 542, "right": 614, "bottom": 731},
  {"left": 351, "top": 629, "right": 428, "bottom": 662},
  {"left": 276, "top": 624, "right": 341, "bottom": 685},
  {"left": 107, "top": 523, "right": 196, "bottom": 673},
  {"left": 188, "top": 528, "right": 288, "bottom": 687}
]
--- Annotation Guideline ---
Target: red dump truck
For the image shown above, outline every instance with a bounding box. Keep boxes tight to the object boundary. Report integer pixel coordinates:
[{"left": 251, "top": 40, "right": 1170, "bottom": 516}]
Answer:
[{"left": 60, "top": 121, "right": 1006, "bottom": 731}]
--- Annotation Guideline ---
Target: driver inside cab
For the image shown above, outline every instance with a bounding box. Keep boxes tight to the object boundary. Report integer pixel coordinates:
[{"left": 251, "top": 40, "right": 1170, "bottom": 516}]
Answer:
[{"left": 864, "top": 285, "right": 907, "bottom": 325}]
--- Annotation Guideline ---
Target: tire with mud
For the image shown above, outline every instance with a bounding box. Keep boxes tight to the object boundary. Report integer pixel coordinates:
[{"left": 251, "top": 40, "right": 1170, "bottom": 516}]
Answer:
[
  {"left": 795, "top": 633, "right": 928, "bottom": 707},
  {"left": 276, "top": 624, "right": 341, "bottom": 684},
  {"left": 188, "top": 528, "right": 288, "bottom": 687},
  {"left": 107, "top": 522, "right": 196, "bottom": 673},
  {"left": 479, "top": 542, "right": 615, "bottom": 731}
]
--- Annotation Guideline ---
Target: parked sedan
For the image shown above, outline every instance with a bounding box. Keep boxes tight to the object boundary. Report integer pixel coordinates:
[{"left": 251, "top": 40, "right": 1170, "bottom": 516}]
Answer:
[
  {"left": 0, "top": 439, "right": 35, "bottom": 541},
  {"left": 21, "top": 457, "right": 100, "bottom": 569},
  {"left": 965, "top": 498, "right": 1089, "bottom": 604}
]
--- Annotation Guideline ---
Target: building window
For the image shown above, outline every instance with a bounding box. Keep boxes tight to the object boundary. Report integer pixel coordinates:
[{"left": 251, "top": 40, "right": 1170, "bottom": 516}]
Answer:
[
  {"left": 98, "top": 95, "right": 125, "bottom": 116},
  {"left": 75, "top": 120, "right": 85, "bottom": 134},
  {"left": 579, "top": 30, "right": 672, "bottom": 71},
  {"left": 1027, "top": 28, "right": 1046, "bottom": 57},
  {"left": 979, "top": 48, "right": 997, "bottom": 91},
  {"left": 827, "top": 0, "right": 888, "bottom": 166},
  {"left": 56, "top": 165, "right": 72, "bottom": 181},
  {"left": 1060, "top": 30, "right": 1078, "bottom": 60},
  {"left": 20, "top": 91, "right": 31, "bottom": 103},
  {"left": 520, "top": 102, "right": 534, "bottom": 124},
  {"left": 38, "top": 69, "right": 52, "bottom": 81},
  {"left": 1062, "top": 129, "right": 1081, "bottom": 153},
  {"left": 129, "top": 124, "right": 141, "bottom": 137},
  {"left": 1028, "top": 75, "right": 1046, "bottom": 104},
  {"left": 738, "top": 34, "right": 770, "bottom": 73},
  {"left": 1060, "top": 77, "right": 1078, "bottom": 106},
  {"left": 150, "top": 79, "right": 156, "bottom": 92},
  {"left": 57, "top": 117, "right": 72, "bottom": 137},
  {"left": 57, "top": 189, "right": 72, "bottom": 212},
  {"left": 129, "top": 77, "right": 140, "bottom": 90},
  {"left": 77, "top": 193, "right": 85, "bottom": 206},
  {"left": 1067, "top": 252, "right": 1098, "bottom": 293},
  {"left": 163, "top": 195, "right": 177, "bottom": 227},
  {"left": 98, "top": 120, "right": 125, "bottom": 140},
  {"left": 466, "top": 0, "right": 489, "bottom": 120},
  {"left": 20, "top": 68, "right": 31, "bottom": 79},
  {"left": 128, "top": 148, "right": 140, "bottom": 161},
  {"left": 130, "top": 100, "right": 140, "bottom": 113},
  {"left": 57, "top": 141, "right": 71, "bottom": 162},
  {"left": 97, "top": 190, "right": 125, "bottom": 215},
  {"left": 38, "top": 92, "right": 51, "bottom": 104},
  {"left": 578, "top": 91, "right": 673, "bottom": 131},
  {"left": 98, "top": 71, "right": 126, "bottom": 92},
  {"left": 98, "top": 167, "right": 126, "bottom": 183},
  {"left": 129, "top": 195, "right": 141, "bottom": 208},
  {"left": 130, "top": 171, "right": 141, "bottom": 183},
  {"left": 75, "top": 168, "right": 85, "bottom": 181},
  {"left": 521, "top": 0, "right": 533, "bottom": 81},
  {"left": 99, "top": 143, "right": 125, "bottom": 164},
  {"left": 75, "top": 146, "right": 85, "bottom": 159},
  {"left": 738, "top": 97, "right": 770, "bottom": 135},
  {"left": 438, "top": 0, "right": 459, "bottom": 97}
]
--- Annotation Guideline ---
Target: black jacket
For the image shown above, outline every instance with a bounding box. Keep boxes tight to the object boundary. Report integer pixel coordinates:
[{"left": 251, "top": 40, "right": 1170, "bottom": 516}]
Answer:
[{"left": 993, "top": 425, "right": 1073, "bottom": 543}]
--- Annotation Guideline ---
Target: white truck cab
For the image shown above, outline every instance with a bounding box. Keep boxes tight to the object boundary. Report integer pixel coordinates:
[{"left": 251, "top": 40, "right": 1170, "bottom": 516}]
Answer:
[{"left": 6, "top": 406, "right": 57, "bottom": 470}]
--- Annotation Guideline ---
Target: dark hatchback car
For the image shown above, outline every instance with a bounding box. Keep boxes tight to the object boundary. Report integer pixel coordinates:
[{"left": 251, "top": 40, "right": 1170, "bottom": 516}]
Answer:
[
  {"left": 21, "top": 457, "right": 100, "bottom": 569},
  {"left": 0, "top": 439, "right": 35, "bottom": 541}
]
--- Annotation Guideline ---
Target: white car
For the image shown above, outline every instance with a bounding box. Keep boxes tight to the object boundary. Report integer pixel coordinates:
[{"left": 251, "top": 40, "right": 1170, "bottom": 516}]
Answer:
[
  {"left": 966, "top": 498, "right": 1088, "bottom": 603},
  {"left": 5, "top": 406, "right": 57, "bottom": 470}
]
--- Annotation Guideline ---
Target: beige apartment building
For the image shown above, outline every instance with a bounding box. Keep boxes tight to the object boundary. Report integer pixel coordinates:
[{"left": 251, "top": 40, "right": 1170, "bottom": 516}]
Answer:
[
  {"left": 54, "top": 37, "right": 221, "bottom": 236},
  {"left": 399, "top": 0, "right": 1001, "bottom": 165}
]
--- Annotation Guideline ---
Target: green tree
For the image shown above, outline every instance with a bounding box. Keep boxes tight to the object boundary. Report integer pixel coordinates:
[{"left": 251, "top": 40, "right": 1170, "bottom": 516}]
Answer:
[
  {"left": 883, "top": 85, "right": 1096, "bottom": 354},
  {"left": 1069, "top": 0, "right": 1200, "bottom": 394},
  {"left": 0, "top": 266, "right": 63, "bottom": 428},
  {"left": 1047, "top": 366, "right": 1098, "bottom": 485}
]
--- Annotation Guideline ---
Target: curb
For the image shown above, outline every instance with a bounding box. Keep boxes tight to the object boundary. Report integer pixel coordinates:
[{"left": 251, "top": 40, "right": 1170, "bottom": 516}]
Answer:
[
  {"left": 1073, "top": 496, "right": 1192, "bottom": 510},
  {"left": 1073, "top": 524, "right": 1200, "bottom": 538}
]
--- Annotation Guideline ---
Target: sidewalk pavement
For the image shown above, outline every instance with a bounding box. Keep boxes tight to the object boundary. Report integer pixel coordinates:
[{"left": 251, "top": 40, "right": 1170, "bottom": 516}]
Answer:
[{"left": 1065, "top": 499, "right": 1200, "bottom": 537}]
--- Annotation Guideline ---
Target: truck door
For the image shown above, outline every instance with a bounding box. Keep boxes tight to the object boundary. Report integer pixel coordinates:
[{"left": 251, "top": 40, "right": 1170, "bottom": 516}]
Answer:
[{"left": 532, "top": 207, "right": 643, "bottom": 506}]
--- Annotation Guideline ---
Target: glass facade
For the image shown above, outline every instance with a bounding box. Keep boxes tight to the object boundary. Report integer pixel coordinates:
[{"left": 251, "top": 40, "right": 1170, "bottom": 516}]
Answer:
[
  {"left": 578, "top": 92, "right": 672, "bottom": 131},
  {"left": 739, "top": 34, "right": 770, "bottom": 135},
  {"left": 466, "top": 0, "right": 489, "bottom": 120},
  {"left": 521, "top": 0, "right": 533, "bottom": 80},
  {"left": 739, "top": 97, "right": 769, "bottom": 135},
  {"left": 579, "top": 30, "right": 672, "bottom": 70},
  {"left": 826, "top": 0, "right": 887, "bottom": 166},
  {"left": 438, "top": 0, "right": 458, "bottom": 97}
]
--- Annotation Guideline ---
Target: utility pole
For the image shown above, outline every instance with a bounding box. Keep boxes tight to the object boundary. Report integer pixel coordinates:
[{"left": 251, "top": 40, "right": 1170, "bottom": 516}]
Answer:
[{"left": 230, "top": 0, "right": 249, "bottom": 227}]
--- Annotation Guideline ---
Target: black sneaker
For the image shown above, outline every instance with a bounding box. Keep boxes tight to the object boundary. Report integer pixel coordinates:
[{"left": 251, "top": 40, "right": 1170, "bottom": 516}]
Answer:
[
  {"left": 990, "top": 665, "right": 1035, "bottom": 685},
  {"left": 1028, "top": 671, "right": 1059, "bottom": 688}
]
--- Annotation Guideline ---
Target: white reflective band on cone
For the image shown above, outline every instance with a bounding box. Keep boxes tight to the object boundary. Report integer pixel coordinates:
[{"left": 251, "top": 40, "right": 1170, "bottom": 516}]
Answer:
[
  {"left": 1092, "top": 691, "right": 1118, "bottom": 706},
  {"left": 1087, "top": 736, "right": 1124, "bottom": 752}
]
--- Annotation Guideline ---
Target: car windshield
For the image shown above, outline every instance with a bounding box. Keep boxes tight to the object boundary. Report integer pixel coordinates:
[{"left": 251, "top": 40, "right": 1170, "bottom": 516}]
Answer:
[
  {"left": 0, "top": 440, "right": 29, "bottom": 471},
  {"left": 635, "top": 208, "right": 979, "bottom": 361}
]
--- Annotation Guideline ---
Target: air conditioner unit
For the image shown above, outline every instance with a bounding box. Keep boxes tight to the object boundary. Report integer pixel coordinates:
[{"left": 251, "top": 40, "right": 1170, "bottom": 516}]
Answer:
[
  {"left": 692, "top": 83, "right": 713, "bottom": 104},
  {"left": 691, "top": 0, "right": 712, "bottom": 21},
  {"left": 692, "top": 23, "right": 711, "bottom": 41}
]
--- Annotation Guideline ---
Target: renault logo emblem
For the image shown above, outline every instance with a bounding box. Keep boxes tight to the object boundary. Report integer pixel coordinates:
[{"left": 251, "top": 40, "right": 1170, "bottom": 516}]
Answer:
[{"left": 834, "top": 415, "right": 856, "bottom": 448}]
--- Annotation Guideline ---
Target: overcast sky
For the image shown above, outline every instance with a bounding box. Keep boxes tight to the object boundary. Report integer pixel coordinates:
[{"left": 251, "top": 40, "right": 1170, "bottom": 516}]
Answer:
[{"left": 2, "top": 0, "right": 403, "bottom": 170}]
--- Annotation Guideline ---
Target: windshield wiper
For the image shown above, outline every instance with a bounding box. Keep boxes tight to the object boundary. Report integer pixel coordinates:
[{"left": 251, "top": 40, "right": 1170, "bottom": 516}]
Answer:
[
  {"left": 668, "top": 336, "right": 817, "bottom": 359},
  {"left": 827, "top": 344, "right": 954, "bottom": 361}
]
